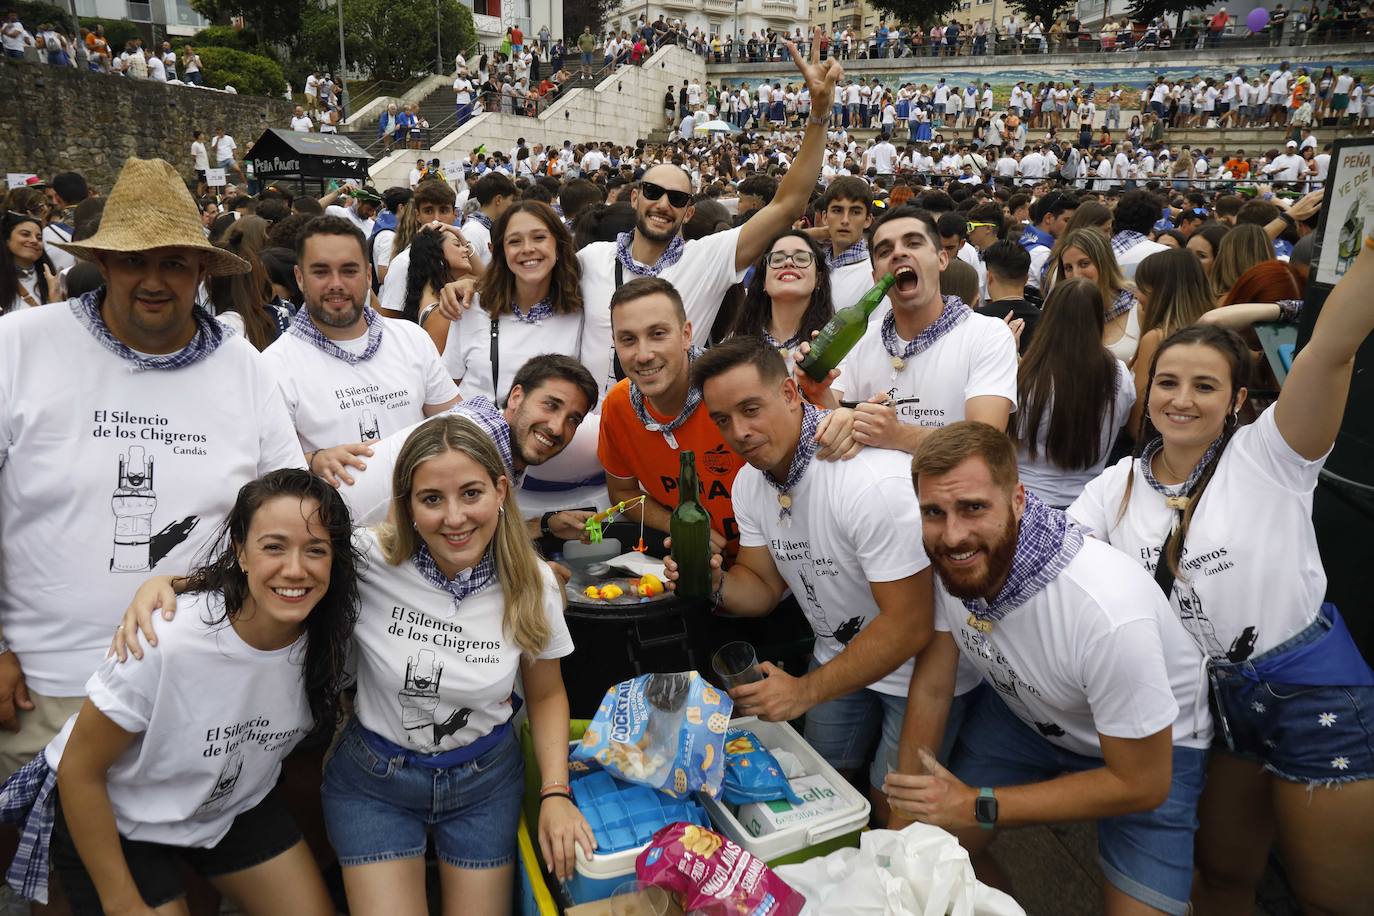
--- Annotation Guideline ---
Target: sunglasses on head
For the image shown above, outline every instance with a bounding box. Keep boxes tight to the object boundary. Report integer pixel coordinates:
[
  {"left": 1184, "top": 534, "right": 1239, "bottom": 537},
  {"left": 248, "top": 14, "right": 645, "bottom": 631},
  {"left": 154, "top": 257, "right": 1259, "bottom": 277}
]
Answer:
[{"left": 639, "top": 181, "right": 692, "bottom": 208}]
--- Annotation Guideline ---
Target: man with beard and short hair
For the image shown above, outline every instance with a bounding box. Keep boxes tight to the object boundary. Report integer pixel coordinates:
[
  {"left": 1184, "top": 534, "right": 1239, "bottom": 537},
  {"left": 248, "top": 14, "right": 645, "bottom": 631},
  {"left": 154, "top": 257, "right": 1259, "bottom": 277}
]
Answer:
[
  {"left": 261, "top": 216, "right": 459, "bottom": 485},
  {"left": 675, "top": 336, "right": 948, "bottom": 825},
  {"left": 335, "top": 354, "right": 599, "bottom": 548},
  {"left": 800, "top": 206, "right": 1016, "bottom": 456},
  {"left": 885, "top": 421, "right": 1209, "bottom": 916}
]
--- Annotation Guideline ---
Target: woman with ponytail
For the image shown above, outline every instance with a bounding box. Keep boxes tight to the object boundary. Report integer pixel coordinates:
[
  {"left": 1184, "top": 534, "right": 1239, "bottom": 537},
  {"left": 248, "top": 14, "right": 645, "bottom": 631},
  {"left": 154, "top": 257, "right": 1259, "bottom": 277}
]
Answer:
[{"left": 1068, "top": 228, "right": 1374, "bottom": 915}]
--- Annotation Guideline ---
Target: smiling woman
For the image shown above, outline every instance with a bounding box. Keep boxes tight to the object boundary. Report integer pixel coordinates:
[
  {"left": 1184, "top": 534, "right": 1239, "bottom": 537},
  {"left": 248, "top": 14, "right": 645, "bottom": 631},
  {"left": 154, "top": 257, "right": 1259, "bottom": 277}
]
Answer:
[
  {"left": 732, "top": 228, "right": 834, "bottom": 358},
  {"left": 1, "top": 211, "right": 58, "bottom": 316}
]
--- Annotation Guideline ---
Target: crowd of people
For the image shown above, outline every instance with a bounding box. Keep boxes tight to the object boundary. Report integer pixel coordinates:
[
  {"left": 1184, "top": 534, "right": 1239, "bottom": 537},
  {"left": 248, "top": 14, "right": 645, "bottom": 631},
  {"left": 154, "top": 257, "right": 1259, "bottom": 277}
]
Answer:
[{"left": 1, "top": 27, "right": 1372, "bottom": 916}]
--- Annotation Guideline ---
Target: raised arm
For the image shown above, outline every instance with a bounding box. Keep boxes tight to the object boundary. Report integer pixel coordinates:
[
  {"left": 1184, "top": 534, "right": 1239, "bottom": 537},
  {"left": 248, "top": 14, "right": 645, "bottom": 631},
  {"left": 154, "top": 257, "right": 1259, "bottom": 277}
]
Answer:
[
  {"left": 1275, "top": 221, "right": 1374, "bottom": 460},
  {"left": 734, "top": 29, "right": 842, "bottom": 272}
]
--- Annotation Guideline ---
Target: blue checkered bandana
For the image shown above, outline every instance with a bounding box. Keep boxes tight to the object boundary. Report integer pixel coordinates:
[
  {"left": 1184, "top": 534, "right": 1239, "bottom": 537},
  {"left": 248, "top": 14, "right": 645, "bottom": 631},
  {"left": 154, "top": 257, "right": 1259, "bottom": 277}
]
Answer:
[
  {"left": 71, "top": 290, "right": 224, "bottom": 372},
  {"left": 961, "top": 493, "right": 1085, "bottom": 625},
  {"left": 287, "top": 304, "right": 384, "bottom": 364}
]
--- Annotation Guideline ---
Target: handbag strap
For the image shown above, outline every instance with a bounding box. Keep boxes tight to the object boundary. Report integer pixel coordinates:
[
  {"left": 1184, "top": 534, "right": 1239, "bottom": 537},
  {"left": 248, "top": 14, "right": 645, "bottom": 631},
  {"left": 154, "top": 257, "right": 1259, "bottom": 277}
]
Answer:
[
  {"left": 1152, "top": 517, "right": 1180, "bottom": 598},
  {"left": 489, "top": 314, "right": 500, "bottom": 402}
]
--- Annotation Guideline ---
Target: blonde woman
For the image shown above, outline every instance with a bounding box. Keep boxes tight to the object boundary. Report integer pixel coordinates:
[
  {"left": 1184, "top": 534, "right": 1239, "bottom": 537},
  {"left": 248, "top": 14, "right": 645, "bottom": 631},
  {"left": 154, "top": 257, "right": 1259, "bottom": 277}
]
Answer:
[
  {"left": 1047, "top": 227, "right": 1140, "bottom": 363},
  {"left": 325, "top": 416, "right": 591, "bottom": 915}
]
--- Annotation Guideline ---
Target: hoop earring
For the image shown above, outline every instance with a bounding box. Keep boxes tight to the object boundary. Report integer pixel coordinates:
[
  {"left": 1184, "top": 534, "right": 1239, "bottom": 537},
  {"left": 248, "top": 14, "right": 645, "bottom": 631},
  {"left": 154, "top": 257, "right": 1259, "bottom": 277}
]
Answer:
[{"left": 1225, "top": 410, "right": 1239, "bottom": 430}]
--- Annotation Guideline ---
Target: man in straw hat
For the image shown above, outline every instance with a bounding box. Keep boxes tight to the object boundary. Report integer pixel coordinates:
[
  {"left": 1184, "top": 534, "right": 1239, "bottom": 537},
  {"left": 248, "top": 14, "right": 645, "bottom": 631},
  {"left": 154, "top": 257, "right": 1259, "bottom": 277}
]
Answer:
[{"left": 0, "top": 157, "right": 304, "bottom": 780}]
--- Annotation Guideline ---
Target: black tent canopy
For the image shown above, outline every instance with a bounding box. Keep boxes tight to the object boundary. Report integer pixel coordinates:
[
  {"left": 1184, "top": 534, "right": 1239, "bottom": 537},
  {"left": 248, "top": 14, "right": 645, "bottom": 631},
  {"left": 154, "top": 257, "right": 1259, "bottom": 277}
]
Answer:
[{"left": 245, "top": 129, "right": 373, "bottom": 196}]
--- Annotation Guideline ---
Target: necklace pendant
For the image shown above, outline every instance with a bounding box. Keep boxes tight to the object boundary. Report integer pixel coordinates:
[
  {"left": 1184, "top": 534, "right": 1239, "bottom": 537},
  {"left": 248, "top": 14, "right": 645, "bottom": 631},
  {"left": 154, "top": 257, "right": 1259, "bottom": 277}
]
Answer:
[
  {"left": 890, "top": 356, "right": 906, "bottom": 372},
  {"left": 662, "top": 430, "right": 679, "bottom": 450},
  {"left": 967, "top": 613, "right": 993, "bottom": 634},
  {"left": 1165, "top": 495, "right": 1190, "bottom": 511},
  {"left": 777, "top": 493, "right": 792, "bottom": 510}
]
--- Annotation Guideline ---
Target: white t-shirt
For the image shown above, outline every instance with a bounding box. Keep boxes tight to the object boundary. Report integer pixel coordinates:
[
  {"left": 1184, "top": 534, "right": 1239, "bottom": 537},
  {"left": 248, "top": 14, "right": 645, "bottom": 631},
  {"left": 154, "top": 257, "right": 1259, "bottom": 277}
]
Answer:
[
  {"left": 442, "top": 296, "right": 582, "bottom": 402},
  {"left": 453, "top": 77, "right": 473, "bottom": 104},
  {"left": 1113, "top": 237, "right": 1168, "bottom": 281},
  {"left": 1069, "top": 407, "right": 1327, "bottom": 665},
  {"left": 734, "top": 447, "right": 929, "bottom": 696},
  {"left": 577, "top": 227, "right": 744, "bottom": 401},
  {"left": 372, "top": 228, "right": 397, "bottom": 272},
  {"left": 1017, "top": 360, "right": 1134, "bottom": 508},
  {"left": 870, "top": 141, "right": 897, "bottom": 174},
  {"left": 458, "top": 218, "right": 494, "bottom": 268},
  {"left": 0, "top": 304, "right": 304, "bottom": 695},
  {"left": 290, "top": 114, "right": 313, "bottom": 132},
  {"left": 191, "top": 140, "right": 209, "bottom": 172},
  {"left": 324, "top": 204, "right": 374, "bottom": 238},
  {"left": 935, "top": 536, "right": 1207, "bottom": 757},
  {"left": 829, "top": 261, "right": 875, "bottom": 313},
  {"left": 377, "top": 246, "right": 413, "bottom": 311},
  {"left": 213, "top": 135, "right": 236, "bottom": 163},
  {"left": 834, "top": 309, "right": 1018, "bottom": 429},
  {"left": 351, "top": 529, "right": 573, "bottom": 752},
  {"left": 147, "top": 55, "right": 166, "bottom": 81},
  {"left": 261, "top": 317, "right": 456, "bottom": 452},
  {"left": 44, "top": 591, "right": 312, "bottom": 846}
]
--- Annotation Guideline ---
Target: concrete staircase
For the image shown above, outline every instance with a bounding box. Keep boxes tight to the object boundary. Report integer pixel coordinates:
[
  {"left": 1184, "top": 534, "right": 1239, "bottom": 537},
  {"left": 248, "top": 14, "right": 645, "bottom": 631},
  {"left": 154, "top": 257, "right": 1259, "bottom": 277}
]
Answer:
[{"left": 339, "top": 81, "right": 461, "bottom": 156}]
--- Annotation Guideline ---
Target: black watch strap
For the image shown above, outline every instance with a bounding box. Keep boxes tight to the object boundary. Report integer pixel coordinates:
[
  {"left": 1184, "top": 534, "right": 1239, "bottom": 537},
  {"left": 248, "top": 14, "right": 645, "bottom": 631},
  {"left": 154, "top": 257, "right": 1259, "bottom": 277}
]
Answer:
[{"left": 540, "top": 511, "right": 557, "bottom": 537}]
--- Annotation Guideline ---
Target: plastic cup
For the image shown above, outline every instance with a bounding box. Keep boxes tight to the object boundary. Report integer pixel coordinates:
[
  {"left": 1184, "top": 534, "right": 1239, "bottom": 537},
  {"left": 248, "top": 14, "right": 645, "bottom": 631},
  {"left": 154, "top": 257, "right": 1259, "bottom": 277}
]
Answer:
[
  {"left": 609, "top": 880, "right": 672, "bottom": 916},
  {"left": 712, "top": 641, "right": 764, "bottom": 688}
]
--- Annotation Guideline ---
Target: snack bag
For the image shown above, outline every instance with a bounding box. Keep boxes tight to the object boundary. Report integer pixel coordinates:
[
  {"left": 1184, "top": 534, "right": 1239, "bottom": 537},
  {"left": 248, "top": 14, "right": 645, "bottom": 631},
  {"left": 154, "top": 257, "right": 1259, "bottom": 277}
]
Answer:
[
  {"left": 721, "top": 729, "right": 802, "bottom": 806},
  {"left": 573, "top": 672, "right": 731, "bottom": 798},
  {"left": 635, "top": 823, "right": 805, "bottom": 916}
]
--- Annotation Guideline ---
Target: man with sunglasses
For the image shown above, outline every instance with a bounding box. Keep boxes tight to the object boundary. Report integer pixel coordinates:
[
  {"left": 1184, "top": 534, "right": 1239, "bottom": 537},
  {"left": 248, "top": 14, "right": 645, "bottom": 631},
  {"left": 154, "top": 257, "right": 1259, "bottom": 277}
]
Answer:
[{"left": 570, "top": 28, "right": 842, "bottom": 400}]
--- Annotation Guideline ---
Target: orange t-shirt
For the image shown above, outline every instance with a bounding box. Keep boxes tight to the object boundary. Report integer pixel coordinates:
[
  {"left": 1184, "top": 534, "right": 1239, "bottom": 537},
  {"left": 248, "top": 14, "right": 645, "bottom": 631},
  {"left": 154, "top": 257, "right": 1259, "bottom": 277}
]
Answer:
[{"left": 597, "top": 379, "right": 745, "bottom": 555}]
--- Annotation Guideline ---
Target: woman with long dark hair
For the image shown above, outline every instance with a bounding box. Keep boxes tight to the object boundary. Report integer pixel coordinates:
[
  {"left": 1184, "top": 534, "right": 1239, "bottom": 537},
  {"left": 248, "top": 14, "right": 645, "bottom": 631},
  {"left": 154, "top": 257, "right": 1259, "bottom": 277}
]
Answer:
[
  {"left": 1, "top": 211, "right": 58, "bottom": 315},
  {"left": 731, "top": 229, "right": 834, "bottom": 361},
  {"left": 1013, "top": 277, "right": 1134, "bottom": 508},
  {"left": 1127, "top": 248, "right": 1215, "bottom": 435},
  {"left": 1186, "top": 221, "right": 1229, "bottom": 280},
  {"left": 444, "top": 200, "right": 583, "bottom": 403},
  {"left": 26, "top": 469, "right": 359, "bottom": 915},
  {"left": 210, "top": 216, "right": 292, "bottom": 350},
  {"left": 401, "top": 226, "right": 479, "bottom": 353},
  {"left": 1070, "top": 236, "right": 1374, "bottom": 915}
]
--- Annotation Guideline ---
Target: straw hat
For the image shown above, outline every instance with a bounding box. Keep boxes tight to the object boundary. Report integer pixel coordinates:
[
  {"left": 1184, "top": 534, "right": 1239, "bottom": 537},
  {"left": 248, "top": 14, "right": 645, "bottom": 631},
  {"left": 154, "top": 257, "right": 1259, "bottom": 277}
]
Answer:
[{"left": 54, "top": 157, "right": 249, "bottom": 276}]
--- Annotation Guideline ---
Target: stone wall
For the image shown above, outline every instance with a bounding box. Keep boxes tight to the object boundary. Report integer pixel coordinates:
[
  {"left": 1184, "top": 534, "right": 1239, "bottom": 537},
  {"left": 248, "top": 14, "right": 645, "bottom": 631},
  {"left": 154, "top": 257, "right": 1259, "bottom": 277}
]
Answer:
[
  {"left": 367, "top": 45, "right": 707, "bottom": 189},
  {"left": 0, "top": 59, "right": 294, "bottom": 194}
]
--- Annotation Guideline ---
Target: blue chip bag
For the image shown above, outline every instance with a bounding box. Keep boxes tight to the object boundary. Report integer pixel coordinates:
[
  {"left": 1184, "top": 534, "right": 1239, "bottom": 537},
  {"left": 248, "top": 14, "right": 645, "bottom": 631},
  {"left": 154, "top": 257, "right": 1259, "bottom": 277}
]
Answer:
[
  {"left": 721, "top": 728, "right": 802, "bottom": 806},
  {"left": 572, "top": 672, "right": 731, "bottom": 798}
]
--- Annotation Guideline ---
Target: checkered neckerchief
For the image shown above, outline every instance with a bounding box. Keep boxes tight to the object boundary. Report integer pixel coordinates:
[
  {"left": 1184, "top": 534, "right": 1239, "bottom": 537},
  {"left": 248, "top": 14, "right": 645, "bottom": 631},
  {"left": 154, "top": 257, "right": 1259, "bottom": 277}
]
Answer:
[
  {"left": 1105, "top": 287, "right": 1135, "bottom": 322},
  {"left": 961, "top": 492, "right": 1085, "bottom": 625},
  {"left": 0, "top": 755, "right": 56, "bottom": 903},
  {"left": 71, "top": 290, "right": 224, "bottom": 372},
  {"left": 412, "top": 542, "right": 496, "bottom": 607},
  {"left": 287, "top": 304, "right": 384, "bottom": 365},
  {"left": 467, "top": 211, "right": 493, "bottom": 230},
  {"left": 1139, "top": 433, "right": 1224, "bottom": 501},
  {"left": 1111, "top": 230, "right": 1148, "bottom": 257},
  {"left": 448, "top": 396, "right": 518, "bottom": 480},
  {"left": 881, "top": 295, "right": 971, "bottom": 365},
  {"left": 629, "top": 346, "right": 704, "bottom": 437},
  {"left": 509, "top": 296, "right": 553, "bottom": 324},
  {"left": 761, "top": 401, "right": 827, "bottom": 525},
  {"left": 616, "top": 231, "right": 686, "bottom": 278},
  {"left": 825, "top": 239, "right": 869, "bottom": 269}
]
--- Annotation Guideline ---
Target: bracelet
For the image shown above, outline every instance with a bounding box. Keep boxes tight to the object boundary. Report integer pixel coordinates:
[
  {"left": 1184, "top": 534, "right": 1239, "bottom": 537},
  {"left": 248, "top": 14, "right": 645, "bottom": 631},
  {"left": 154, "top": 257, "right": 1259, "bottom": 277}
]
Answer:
[
  {"left": 807, "top": 112, "right": 827, "bottom": 127},
  {"left": 709, "top": 574, "right": 725, "bottom": 608},
  {"left": 1278, "top": 211, "right": 1296, "bottom": 229},
  {"left": 540, "top": 511, "right": 557, "bottom": 538},
  {"left": 541, "top": 780, "right": 570, "bottom": 792},
  {"left": 540, "top": 791, "right": 574, "bottom": 804}
]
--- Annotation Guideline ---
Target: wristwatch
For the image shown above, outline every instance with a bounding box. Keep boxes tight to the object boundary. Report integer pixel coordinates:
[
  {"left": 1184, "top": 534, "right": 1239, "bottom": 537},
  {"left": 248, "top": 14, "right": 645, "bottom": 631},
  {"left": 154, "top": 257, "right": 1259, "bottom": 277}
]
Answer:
[
  {"left": 539, "top": 511, "right": 557, "bottom": 538},
  {"left": 974, "top": 787, "right": 998, "bottom": 830}
]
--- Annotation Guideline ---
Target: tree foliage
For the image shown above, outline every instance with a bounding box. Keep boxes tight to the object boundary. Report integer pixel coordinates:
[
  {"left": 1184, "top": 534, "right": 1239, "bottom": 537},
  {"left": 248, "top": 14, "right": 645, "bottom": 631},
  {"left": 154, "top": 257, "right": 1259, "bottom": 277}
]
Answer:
[
  {"left": 564, "top": 0, "right": 619, "bottom": 38},
  {"left": 187, "top": 0, "right": 304, "bottom": 38},
  {"left": 194, "top": 45, "right": 286, "bottom": 97},
  {"left": 1005, "top": 0, "right": 1076, "bottom": 26},
  {"left": 296, "top": 0, "right": 476, "bottom": 83},
  {"left": 16, "top": 1, "right": 74, "bottom": 30},
  {"left": 867, "top": 0, "right": 964, "bottom": 27}
]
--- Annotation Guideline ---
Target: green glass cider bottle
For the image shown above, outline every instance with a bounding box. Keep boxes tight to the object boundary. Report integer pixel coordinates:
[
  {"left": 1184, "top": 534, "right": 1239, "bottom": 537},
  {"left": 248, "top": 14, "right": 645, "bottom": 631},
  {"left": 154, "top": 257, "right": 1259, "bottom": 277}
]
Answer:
[
  {"left": 670, "top": 450, "right": 712, "bottom": 599},
  {"left": 797, "top": 273, "right": 897, "bottom": 381}
]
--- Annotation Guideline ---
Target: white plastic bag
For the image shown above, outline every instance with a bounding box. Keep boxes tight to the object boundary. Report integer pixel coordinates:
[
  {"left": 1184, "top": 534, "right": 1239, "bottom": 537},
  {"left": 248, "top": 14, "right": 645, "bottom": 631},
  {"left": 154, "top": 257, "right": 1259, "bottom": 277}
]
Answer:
[{"left": 773, "top": 822, "right": 1025, "bottom": 916}]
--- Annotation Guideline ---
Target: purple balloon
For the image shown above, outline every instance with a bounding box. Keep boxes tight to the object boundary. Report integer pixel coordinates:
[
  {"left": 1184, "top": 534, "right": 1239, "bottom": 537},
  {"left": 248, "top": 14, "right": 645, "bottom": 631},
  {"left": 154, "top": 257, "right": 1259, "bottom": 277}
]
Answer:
[{"left": 1247, "top": 8, "right": 1271, "bottom": 31}]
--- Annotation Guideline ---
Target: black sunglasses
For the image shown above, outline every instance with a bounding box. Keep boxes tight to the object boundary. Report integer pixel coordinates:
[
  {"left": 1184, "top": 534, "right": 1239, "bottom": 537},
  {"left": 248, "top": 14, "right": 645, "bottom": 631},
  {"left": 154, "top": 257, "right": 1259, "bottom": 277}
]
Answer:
[{"left": 639, "top": 181, "right": 692, "bottom": 209}]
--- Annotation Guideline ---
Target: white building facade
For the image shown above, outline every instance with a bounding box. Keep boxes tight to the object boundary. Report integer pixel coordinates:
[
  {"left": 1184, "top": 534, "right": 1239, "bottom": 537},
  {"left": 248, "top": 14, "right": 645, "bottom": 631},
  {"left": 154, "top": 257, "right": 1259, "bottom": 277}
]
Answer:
[{"left": 73, "top": 0, "right": 209, "bottom": 36}]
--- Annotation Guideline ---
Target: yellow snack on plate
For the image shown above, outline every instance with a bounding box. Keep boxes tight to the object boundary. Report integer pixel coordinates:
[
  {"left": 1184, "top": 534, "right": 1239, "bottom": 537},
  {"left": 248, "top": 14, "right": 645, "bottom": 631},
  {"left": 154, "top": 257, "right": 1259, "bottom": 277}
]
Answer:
[
  {"left": 637, "top": 573, "right": 665, "bottom": 597},
  {"left": 583, "top": 585, "right": 601, "bottom": 599},
  {"left": 600, "top": 583, "right": 625, "bottom": 600}
]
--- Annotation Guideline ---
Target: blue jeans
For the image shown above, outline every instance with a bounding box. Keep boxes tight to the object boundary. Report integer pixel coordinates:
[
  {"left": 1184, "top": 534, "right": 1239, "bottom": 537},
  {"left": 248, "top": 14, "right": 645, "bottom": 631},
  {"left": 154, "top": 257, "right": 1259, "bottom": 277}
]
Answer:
[
  {"left": 951, "top": 686, "right": 1206, "bottom": 916},
  {"left": 1209, "top": 604, "right": 1374, "bottom": 784},
  {"left": 803, "top": 659, "right": 971, "bottom": 788},
  {"left": 322, "top": 718, "right": 525, "bottom": 869}
]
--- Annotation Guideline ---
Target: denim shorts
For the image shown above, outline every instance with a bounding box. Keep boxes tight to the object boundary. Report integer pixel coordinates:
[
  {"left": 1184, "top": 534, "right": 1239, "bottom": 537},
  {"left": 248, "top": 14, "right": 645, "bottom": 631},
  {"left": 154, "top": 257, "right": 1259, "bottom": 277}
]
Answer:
[
  {"left": 1209, "top": 606, "right": 1374, "bottom": 784},
  {"left": 51, "top": 785, "right": 302, "bottom": 910},
  {"left": 322, "top": 717, "right": 525, "bottom": 869},
  {"left": 803, "top": 659, "right": 971, "bottom": 789},
  {"left": 950, "top": 686, "right": 1206, "bottom": 916}
]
